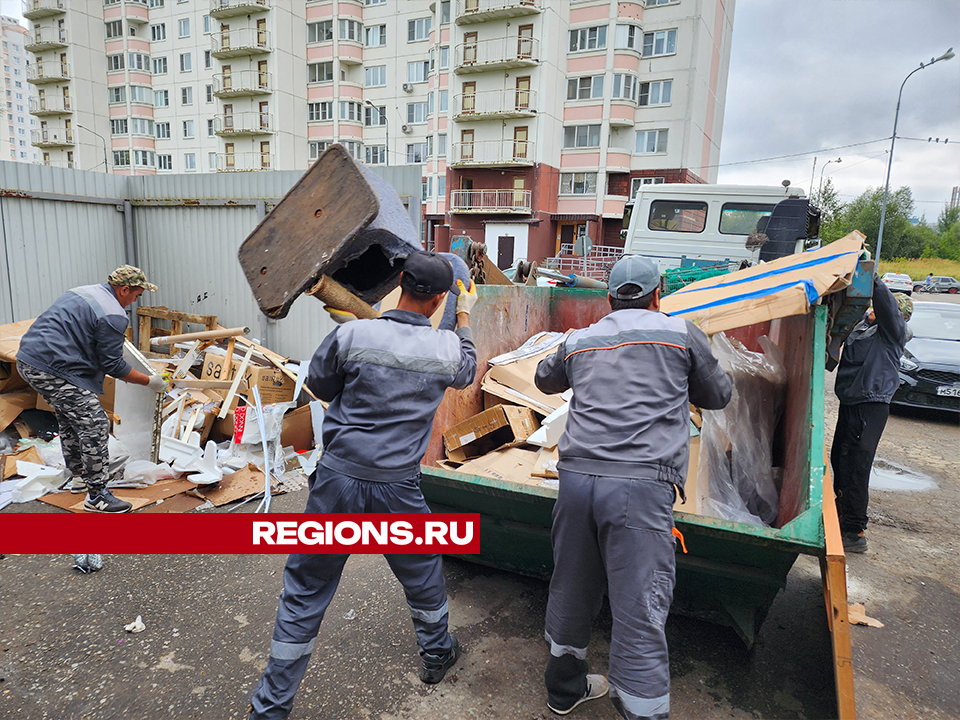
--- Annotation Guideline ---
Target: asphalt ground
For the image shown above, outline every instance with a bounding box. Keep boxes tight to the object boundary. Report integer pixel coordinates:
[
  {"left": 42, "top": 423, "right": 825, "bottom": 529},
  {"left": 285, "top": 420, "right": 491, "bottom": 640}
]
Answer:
[{"left": 1, "top": 295, "right": 957, "bottom": 720}]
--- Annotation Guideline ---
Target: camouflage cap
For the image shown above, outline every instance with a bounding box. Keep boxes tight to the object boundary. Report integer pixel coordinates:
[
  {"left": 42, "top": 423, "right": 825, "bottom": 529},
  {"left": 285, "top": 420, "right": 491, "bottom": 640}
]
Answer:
[
  {"left": 896, "top": 292, "right": 913, "bottom": 322},
  {"left": 108, "top": 265, "right": 158, "bottom": 292}
]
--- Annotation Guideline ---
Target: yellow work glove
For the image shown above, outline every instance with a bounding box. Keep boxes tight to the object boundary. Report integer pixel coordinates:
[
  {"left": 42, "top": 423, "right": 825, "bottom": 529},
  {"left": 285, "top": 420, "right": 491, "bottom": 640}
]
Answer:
[
  {"left": 456, "top": 279, "right": 478, "bottom": 315},
  {"left": 324, "top": 305, "right": 358, "bottom": 324},
  {"left": 146, "top": 374, "right": 169, "bottom": 394}
]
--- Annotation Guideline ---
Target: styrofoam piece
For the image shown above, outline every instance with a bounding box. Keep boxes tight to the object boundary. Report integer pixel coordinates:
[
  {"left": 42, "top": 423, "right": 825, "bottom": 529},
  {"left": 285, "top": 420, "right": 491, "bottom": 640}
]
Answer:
[
  {"left": 527, "top": 404, "right": 569, "bottom": 449},
  {"left": 113, "top": 341, "right": 163, "bottom": 462},
  {"left": 297, "top": 448, "right": 320, "bottom": 476},
  {"left": 11, "top": 461, "right": 66, "bottom": 502},
  {"left": 186, "top": 441, "right": 224, "bottom": 485},
  {"left": 158, "top": 433, "right": 203, "bottom": 471}
]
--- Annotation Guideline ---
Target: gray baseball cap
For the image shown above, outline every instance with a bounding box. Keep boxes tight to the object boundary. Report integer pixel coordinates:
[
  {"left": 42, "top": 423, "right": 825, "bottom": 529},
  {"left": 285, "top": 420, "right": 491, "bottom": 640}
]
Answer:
[{"left": 608, "top": 255, "right": 660, "bottom": 300}]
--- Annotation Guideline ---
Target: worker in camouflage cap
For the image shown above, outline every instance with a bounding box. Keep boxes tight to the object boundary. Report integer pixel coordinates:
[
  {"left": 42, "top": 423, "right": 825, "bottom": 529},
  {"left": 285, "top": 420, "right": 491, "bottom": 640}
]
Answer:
[
  {"left": 108, "top": 264, "right": 158, "bottom": 292},
  {"left": 896, "top": 292, "right": 913, "bottom": 322}
]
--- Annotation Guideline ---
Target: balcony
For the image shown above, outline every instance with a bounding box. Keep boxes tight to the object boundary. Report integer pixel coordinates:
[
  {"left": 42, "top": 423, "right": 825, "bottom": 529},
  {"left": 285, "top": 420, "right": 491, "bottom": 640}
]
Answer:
[
  {"left": 216, "top": 151, "right": 274, "bottom": 171},
  {"left": 21, "top": 0, "right": 65, "bottom": 20},
  {"left": 209, "top": 0, "right": 270, "bottom": 19},
  {"left": 211, "top": 28, "right": 272, "bottom": 58},
  {"left": 25, "top": 27, "right": 68, "bottom": 52},
  {"left": 450, "top": 139, "right": 535, "bottom": 167},
  {"left": 213, "top": 69, "right": 272, "bottom": 97},
  {"left": 456, "top": 0, "right": 541, "bottom": 24},
  {"left": 213, "top": 111, "right": 275, "bottom": 136},
  {"left": 27, "top": 62, "right": 71, "bottom": 84},
  {"left": 31, "top": 128, "right": 74, "bottom": 147},
  {"left": 29, "top": 95, "right": 72, "bottom": 116},
  {"left": 454, "top": 88, "right": 537, "bottom": 120},
  {"left": 450, "top": 189, "right": 532, "bottom": 214},
  {"left": 455, "top": 35, "right": 539, "bottom": 73}
]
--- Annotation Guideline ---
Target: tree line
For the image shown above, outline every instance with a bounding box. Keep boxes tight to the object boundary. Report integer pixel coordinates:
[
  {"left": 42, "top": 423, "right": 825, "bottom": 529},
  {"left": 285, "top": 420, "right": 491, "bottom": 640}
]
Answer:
[{"left": 812, "top": 179, "right": 960, "bottom": 260}]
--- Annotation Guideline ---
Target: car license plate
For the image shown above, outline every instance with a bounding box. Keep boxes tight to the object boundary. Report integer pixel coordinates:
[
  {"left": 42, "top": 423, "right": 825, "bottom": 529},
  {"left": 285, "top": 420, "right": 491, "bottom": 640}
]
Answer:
[{"left": 936, "top": 386, "right": 960, "bottom": 397}]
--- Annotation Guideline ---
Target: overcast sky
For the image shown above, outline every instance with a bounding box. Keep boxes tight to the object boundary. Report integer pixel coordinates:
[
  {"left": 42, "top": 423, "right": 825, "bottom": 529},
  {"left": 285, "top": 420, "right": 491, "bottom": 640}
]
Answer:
[
  {"left": 718, "top": 0, "right": 960, "bottom": 220},
  {"left": 3, "top": 0, "right": 958, "bottom": 218}
]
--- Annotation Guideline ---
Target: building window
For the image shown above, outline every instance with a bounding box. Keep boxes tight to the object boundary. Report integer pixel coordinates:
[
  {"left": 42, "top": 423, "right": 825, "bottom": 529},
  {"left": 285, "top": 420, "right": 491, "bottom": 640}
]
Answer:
[
  {"left": 635, "top": 128, "right": 668, "bottom": 153},
  {"left": 308, "top": 101, "right": 333, "bottom": 121},
  {"left": 203, "top": 15, "right": 212, "bottom": 34},
  {"left": 365, "top": 65, "right": 386, "bottom": 87},
  {"left": 408, "top": 61, "right": 430, "bottom": 84},
  {"left": 340, "top": 101, "right": 362, "bottom": 121},
  {"left": 308, "top": 21, "right": 333, "bottom": 43},
  {"left": 204, "top": 50, "right": 212, "bottom": 68},
  {"left": 130, "top": 85, "right": 151, "bottom": 103},
  {"left": 178, "top": 18, "right": 190, "bottom": 38},
  {"left": 180, "top": 53, "right": 191, "bottom": 72},
  {"left": 406, "top": 143, "right": 427, "bottom": 163},
  {"left": 566, "top": 76, "right": 604, "bottom": 100},
  {"left": 308, "top": 62, "right": 334, "bottom": 83},
  {"left": 365, "top": 0, "right": 385, "bottom": 5},
  {"left": 206, "top": 84, "right": 214, "bottom": 103},
  {"left": 439, "top": 90, "right": 448, "bottom": 112},
  {"left": 438, "top": 133, "right": 447, "bottom": 156},
  {"left": 642, "top": 29, "right": 676, "bottom": 57},
  {"left": 181, "top": 86, "right": 193, "bottom": 105},
  {"left": 108, "top": 86, "right": 126, "bottom": 103},
  {"left": 153, "top": 57, "right": 167, "bottom": 75},
  {"left": 207, "top": 118, "right": 215, "bottom": 136},
  {"left": 365, "top": 24, "right": 386, "bottom": 47},
  {"left": 155, "top": 89, "right": 169, "bottom": 107},
  {"left": 113, "top": 150, "right": 130, "bottom": 167},
  {"left": 134, "top": 149, "right": 155, "bottom": 166},
  {"left": 156, "top": 122, "right": 170, "bottom": 139},
  {"left": 438, "top": 175, "right": 446, "bottom": 199},
  {"left": 157, "top": 154, "right": 172, "bottom": 170},
  {"left": 107, "top": 54, "right": 125, "bottom": 71},
  {"left": 110, "top": 119, "right": 128, "bottom": 135},
  {"left": 407, "top": 102, "right": 428, "bottom": 124},
  {"left": 131, "top": 118, "right": 154, "bottom": 135},
  {"left": 309, "top": 140, "right": 331, "bottom": 161},
  {"left": 365, "top": 105, "right": 386, "bottom": 126},
  {"left": 365, "top": 145, "right": 386, "bottom": 164},
  {"left": 129, "top": 53, "right": 150, "bottom": 71},
  {"left": 151, "top": 23, "right": 166, "bottom": 41},
  {"left": 560, "top": 172, "right": 597, "bottom": 195},
  {"left": 612, "top": 74, "right": 638, "bottom": 101},
  {"left": 184, "top": 153, "right": 196, "bottom": 171},
  {"left": 422, "top": 177, "right": 433, "bottom": 200},
  {"left": 408, "top": 17, "right": 431, "bottom": 42},
  {"left": 639, "top": 80, "right": 672, "bottom": 106},
  {"left": 339, "top": 140, "right": 363, "bottom": 160},
  {"left": 105, "top": 21, "right": 123, "bottom": 39},
  {"left": 209, "top": 152, "right": 217, "bottom": 170},
  {"left": 569, "top": 25, "right": 607, "bottom": 52},
  {"left": 150, "top": 0, "right": 165, "bottom": 7},
  {"left": 183, "top": 120, "right": 194, "bottom": 138},
  {"left": 439, "top": 46, "right": 450, "bottom": 69},
  {"left": 563, "top": 124, "right": 601, "bottom": 148},
  {"left": 645, "top": 0, "right": 674, "bottom": 6},
  {"left": 630, "top": 176, "right": 666, "bottom": 197},
  {"left": 339, "top": 19, "right": 362, "bottom": 42},
  {"left": 615, "top": 24, "right": 640, "bottom": 50},
  {"left": 440, "top": 0, "right": 451, "bottom": 23}
]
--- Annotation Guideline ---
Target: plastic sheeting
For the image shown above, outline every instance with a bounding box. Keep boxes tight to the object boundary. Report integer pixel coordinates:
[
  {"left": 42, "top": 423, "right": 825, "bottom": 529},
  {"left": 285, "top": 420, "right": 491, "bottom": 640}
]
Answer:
[{"left": 699, "top": 333, "right": 786, "bottom": 526}]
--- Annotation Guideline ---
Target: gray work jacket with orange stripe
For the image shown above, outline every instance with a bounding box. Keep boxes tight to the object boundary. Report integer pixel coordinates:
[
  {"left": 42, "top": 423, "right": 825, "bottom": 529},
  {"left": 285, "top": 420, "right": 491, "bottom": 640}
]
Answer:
[
  {"left": 307, "top": 309, "right": 477, "bottom": 482},
  {"left": 535, "top": 308, "right": 731, "bottom": 485}
]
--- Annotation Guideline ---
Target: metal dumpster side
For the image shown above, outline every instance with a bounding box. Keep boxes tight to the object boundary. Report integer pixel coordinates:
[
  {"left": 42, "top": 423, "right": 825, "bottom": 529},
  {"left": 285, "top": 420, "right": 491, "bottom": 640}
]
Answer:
[{"left": 419, "top": 284, "right": 830, "bottom": 646}]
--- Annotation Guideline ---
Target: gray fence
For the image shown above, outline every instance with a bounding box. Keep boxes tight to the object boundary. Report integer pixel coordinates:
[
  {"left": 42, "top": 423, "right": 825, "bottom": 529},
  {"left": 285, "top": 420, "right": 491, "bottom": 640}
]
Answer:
[{"left": 0, "top": 161, "right": 422, "bottom": 362}]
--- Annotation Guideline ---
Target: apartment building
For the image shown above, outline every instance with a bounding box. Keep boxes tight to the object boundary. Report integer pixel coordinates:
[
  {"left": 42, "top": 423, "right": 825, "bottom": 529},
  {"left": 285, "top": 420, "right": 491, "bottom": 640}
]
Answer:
[
  {"left": 23, "top": 0, "right": 734, "bottom": 262},
  {"left": 2, "top": 15, "right": 39, "bottom": 164}
]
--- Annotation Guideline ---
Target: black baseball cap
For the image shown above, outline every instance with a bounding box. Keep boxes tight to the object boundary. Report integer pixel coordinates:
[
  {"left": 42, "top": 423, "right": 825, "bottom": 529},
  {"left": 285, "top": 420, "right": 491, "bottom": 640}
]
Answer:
[{"left": 400, "top": 251, "right": 458, "bottom": 296}]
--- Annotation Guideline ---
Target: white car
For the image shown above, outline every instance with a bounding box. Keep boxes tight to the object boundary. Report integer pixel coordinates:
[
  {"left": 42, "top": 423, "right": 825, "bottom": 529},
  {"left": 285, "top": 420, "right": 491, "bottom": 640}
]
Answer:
[{"left": 881, "top": 272, "right": 913, "bottom": 295}]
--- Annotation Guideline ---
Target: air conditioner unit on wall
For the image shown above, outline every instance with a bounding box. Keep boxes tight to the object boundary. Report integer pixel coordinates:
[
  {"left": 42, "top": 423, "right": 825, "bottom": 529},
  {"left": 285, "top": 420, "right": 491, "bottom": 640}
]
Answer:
[
  {"left": 402, "top": 82, "right": 414, "bottom": 93},
  {"left": 401, "top": 124, "right": 412, "bottom": 134}
]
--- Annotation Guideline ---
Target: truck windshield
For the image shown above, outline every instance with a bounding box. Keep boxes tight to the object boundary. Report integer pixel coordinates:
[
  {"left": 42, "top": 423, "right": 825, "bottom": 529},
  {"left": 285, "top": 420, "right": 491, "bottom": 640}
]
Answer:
[
  {"left": 648, "top": 200, "right": 707, "bottom": 233},
  {"left": 719, "top": 203, "right": 775, "bottom": 235}
]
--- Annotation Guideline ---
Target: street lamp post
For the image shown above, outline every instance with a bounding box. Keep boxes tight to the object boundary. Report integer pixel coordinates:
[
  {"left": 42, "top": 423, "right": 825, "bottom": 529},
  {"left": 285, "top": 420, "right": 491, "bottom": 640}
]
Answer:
[
  {"left": 76, "top": 123, "right": 110, "bottom": 173},
  {"left": 818, "top": 157, "right": 841, "bottom": 198},
  {"left": 875, "top": 47, "right": 954, "bottom": 260},
  {"left": 365, "top": 100, "right": 388, "bottom": 166}
]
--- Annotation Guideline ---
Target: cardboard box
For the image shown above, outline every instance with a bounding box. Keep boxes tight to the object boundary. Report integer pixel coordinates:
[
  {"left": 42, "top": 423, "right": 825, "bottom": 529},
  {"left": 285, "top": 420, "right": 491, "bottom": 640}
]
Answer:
[
  {"left": 0, "top": 390, "right": 37, "bottom": 433},
  {"left": 481, "top": 339, "right": 568, "bottom": 415},
  {"left": 457, "top": 446, "right": 542, "bottom": 486},
  {"left": 280, "top": 404, "right": 315, "bottom": 452},
  {"left": 200, "top": 351, "right": 294, "bottom": 405},
  {"left": 443, "top": 404, "right": 540, "bottom": 463},
  {"left": 0, "top": 319, "right": 35, "bottom": 393}
]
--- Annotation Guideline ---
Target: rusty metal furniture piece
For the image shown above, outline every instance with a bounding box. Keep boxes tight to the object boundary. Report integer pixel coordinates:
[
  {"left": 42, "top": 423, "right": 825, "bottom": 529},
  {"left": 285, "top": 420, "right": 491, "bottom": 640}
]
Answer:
[{"left": 238, "top": 144, "right": 420, "bottom": 319}]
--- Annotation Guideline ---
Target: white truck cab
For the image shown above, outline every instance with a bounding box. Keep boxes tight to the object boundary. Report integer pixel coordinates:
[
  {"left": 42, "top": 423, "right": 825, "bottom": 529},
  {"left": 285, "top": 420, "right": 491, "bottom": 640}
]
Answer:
[{"left": 622, "top": 184, "right": 817, "bottom": 271}]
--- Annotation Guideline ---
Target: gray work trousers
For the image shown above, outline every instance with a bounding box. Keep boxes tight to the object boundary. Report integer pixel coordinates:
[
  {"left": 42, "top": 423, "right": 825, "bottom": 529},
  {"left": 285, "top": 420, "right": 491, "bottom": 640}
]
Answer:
[
  {"left": 545, "top": 469, "right": 676, "bottom": 720},
  {"left": 249, "top": 467, "right": 453, "bottom": 720}
]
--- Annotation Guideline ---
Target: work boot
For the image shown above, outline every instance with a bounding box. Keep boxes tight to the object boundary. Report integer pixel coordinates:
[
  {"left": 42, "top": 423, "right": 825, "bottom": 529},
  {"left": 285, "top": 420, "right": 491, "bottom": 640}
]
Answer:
[
  {"left": 420, "top": 635, "right": 460, "bottom": 684},
  {"left": 84, "top": 489, "right": 133, "bottom": 513},
  {"left": 548, "top": 674, "right": 609, "bottom": 715},
  {"left": 842, "top": 531, "right": 867, "bottom": 554}
]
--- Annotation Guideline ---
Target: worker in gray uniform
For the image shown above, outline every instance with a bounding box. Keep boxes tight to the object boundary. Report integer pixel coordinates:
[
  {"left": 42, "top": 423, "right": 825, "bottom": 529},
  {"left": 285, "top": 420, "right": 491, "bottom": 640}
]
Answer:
[
  {"left": 248, "top": 251, "right": 478, "bottom": 720},
  {"left": 535, "top": 255, "right": 732, "bottom": 719}
]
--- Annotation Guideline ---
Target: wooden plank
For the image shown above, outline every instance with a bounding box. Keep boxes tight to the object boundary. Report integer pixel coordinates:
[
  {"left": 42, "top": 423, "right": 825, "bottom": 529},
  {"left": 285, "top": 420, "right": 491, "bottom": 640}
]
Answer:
[
  {"left": 821, "top": 454, "right": 857, "bottom": 720},
  {"left": 138, "top": 306, "right": 218, "bottom": 326},
  {"left": 218, "top": 344, "right": 254, "bottom": 419},
  {"left": 138, "top": 313, "right": 152, "bottom": 355},
  {"left": 222, "top": 337, "right": 236, "bottom": 376}
]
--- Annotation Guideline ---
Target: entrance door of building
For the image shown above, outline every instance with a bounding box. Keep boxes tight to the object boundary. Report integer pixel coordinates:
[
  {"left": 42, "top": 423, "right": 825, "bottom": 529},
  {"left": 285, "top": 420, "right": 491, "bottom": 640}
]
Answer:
[{"left": 497, "top": 236, "right": 515, "bottom": 270}]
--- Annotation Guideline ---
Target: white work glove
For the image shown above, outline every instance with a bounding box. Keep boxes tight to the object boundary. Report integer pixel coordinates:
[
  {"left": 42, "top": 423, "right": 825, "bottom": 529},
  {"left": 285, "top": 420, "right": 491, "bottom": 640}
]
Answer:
[
  {"left": 324, "top": 305, "right": 358, "bottom": 324},
  {"left": 146, "top": 374, "right": 169, "bottom": 394},
  {"left": 456, "top": 279, "right": 477, "bottom": 315}
]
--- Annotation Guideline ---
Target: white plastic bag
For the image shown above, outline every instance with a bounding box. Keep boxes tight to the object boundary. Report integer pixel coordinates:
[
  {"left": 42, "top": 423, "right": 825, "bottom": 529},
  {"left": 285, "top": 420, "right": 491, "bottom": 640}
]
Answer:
[{"left": 699, "top": 333, "right": 786, "bottom": 526}]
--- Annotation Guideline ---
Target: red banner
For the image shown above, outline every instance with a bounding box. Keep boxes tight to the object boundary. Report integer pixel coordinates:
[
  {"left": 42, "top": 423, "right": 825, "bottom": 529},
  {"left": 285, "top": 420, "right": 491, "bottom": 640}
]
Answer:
[{"left": 0, "top": 513, "right": 481, "bottom": 554}]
